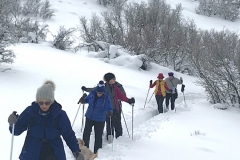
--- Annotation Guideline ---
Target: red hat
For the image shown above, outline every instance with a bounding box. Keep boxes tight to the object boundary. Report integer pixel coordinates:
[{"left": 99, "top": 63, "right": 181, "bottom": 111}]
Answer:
[{"left": 157, "top": 73, "right": 164, "bottom": 79}]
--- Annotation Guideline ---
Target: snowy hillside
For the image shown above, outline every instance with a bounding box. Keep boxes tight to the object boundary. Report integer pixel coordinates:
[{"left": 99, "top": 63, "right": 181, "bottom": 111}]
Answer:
[{"left": 1, "top": 0, "right": 240, "bottom": 160}]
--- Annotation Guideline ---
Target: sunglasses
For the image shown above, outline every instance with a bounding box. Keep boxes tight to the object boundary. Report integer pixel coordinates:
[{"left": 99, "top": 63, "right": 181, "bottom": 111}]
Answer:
[
  {"left": 96, "top": 92, "right": 104, "bottom": 95},
  {"left": 38, "top": 101, "right": 51, "bottom": 106}
]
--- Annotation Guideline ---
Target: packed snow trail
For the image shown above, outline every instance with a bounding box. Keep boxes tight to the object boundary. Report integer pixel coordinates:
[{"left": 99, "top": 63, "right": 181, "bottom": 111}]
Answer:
[{"left": 64, "top": 91, "right": 203, "bottom": 159}]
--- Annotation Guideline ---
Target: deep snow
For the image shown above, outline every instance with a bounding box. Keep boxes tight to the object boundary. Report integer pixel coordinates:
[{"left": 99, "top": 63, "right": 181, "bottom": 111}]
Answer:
[{"left": 1, "top": 0, "right": 240, "bottom": 160}]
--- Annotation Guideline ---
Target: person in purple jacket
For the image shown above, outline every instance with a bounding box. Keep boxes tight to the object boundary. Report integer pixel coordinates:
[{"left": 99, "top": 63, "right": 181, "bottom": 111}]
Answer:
[{"left": 7, "top": 80, "right": 84, "bottom": 160}]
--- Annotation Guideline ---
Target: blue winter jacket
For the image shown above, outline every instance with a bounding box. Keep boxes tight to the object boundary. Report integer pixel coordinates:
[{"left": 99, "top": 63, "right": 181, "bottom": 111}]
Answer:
[
  {"left": 84, "top": 89, "right": 113, "bottom": 122},
  {"left": 9, "top": 101, "right": 80, "bottom": 160}
]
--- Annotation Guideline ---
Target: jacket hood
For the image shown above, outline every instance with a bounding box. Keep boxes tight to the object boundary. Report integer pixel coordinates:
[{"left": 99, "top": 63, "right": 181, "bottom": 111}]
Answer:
[
  {"left": 30, "top": 101, "right": 62, "bottom": 118},
  {"left": 115, "top": 81, "right": 123, "bottom": 88}
]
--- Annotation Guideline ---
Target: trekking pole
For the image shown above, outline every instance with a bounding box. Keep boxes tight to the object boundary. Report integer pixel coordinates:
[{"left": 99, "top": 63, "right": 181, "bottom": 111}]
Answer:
[
  {"left": 148, "top": 91, "right": 154, "bottom": 103},
  {"left": 181, "top": 84, "right": 186, "bottom": 104},
  {"left": 72, "top": 91, "right": 85, "bottom": 127},
  {"left": 10, "top": 111, "right": 17, "bottom": 160},
  {"left": 182, "top": 92, "right": 186, "bottom": 104},
  {"left": 81, "top": 103, "right": 85, "bottom": 132},
  {"left": 144, "top": 87, "right": 150, "bottom": 109},
  {"left": 109, "top": 117, "right": 113, "bottom": 151},
  {"left": 131, "top": 103, "right": 134, "bottom": 140},
  {"left": 175, "top": 103, "right": 176, "bottom": 113},
  {"left": 121, "top": 109, "right": 130, "bottom": 138},
  {"left": 81, "top": 90, "right": 86, "bottom": 132},
  {"left": 72, "top": 103, "right": 81, "bottom": 127}
]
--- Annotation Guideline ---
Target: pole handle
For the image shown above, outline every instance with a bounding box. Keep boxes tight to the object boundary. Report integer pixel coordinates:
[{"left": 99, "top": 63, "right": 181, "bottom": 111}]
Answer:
[{"left": 12, "top": 111, "right": 17, "bottom": 116}]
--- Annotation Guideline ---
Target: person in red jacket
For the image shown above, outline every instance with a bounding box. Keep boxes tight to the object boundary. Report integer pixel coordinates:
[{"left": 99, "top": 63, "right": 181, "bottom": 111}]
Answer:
[
  {"left": 103, "top": 73, "right": 135, "bottom": 142},
  {"left": 150, "top": 73, "right": 171, "bottom": 113}
]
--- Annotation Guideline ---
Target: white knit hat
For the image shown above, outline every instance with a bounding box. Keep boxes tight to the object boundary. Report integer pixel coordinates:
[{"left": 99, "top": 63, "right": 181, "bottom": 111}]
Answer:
[{"left": 36, "top": 80, "right": 56, "bottom": 102}]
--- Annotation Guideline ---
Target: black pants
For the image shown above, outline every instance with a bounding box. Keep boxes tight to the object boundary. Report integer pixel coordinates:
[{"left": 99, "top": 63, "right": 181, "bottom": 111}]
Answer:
[
  {"left": 39, "top": 140, "right": 58, "bottom": 160},
  {"left": 106, "top": 109, "right": 122, "bottom": 139},
  {"left": 155, "top": 95, "right": 165, "bottom": 113},
  {"left": 165, "top": 93, "right": 177, "bottom": 110},
  {"left": 83, "top": 118, "right": 105, "bottom": 153}
]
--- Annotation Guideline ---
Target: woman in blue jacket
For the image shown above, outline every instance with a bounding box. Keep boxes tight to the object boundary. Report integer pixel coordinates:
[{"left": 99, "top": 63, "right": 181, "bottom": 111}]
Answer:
[
  {"left": 8, "top": 80, "right": 84, "bottom": 160},
  {"left": 79, "top": 80, "right": 113, "bottom": 156}
]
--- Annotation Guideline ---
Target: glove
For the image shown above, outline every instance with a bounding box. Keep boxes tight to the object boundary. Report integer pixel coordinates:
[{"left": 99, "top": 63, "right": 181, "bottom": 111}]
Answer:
[
  {"left": 73, "top": 151, "right": 84, "bottom": 160},
  {"left": 169, "top": 89, "right": 173, "bottom": 93},
  {"left": 107, "top": 111, "right": 113, "bottom": 117},
  {"left": 128, "top": 97, "right": 135, "bottom": 104},
  {"left": 149, "top": 80, "right": 152, "bottom": 86},
  {"left": 8, "top": 111, "right": 18, "bottom": 126},
  {"left": 81, "top": 86, "right": 87, "bottom": 91},
  {"left": 83, "top": 93, "right": 87, "bottom": 98},
  {"left": 77, "top": 93, "right": 87, "bottom": 104},
  {"left": 181, "top": 84, "right": 185, "bottom": 92}
]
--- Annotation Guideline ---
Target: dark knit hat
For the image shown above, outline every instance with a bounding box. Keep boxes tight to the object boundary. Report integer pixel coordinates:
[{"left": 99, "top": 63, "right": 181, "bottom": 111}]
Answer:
[
  {"left": 168, "top": 72, "right": 174, "bottom": 76},
  {"left": 96, "top": 80, "right": 105, "bottom": 92},
  {"left": 104, "top": 73, "right": 115, "bottom": 82},
  {"left": 36, "top": 80, "right": 55, "bottom": 102}
]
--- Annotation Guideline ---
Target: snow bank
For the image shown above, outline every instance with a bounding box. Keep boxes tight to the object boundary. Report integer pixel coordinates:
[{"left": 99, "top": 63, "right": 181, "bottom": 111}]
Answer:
[
  {"left": 212, "top": 103, "right": 228, "bottom": 110},
  {"left": 92, "top": 45, "right": 146, "bottom": 70}
]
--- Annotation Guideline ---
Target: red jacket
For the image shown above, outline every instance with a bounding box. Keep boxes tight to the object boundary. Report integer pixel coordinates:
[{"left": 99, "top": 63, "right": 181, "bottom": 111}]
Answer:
[{"left": 111, "top": 85, "right": 129, "bottom": 110}]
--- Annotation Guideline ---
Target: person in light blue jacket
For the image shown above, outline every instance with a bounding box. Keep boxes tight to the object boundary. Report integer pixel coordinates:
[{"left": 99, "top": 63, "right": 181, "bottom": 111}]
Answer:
[{"left": 79, "top": 80, "right": 113, "bottom": 156}]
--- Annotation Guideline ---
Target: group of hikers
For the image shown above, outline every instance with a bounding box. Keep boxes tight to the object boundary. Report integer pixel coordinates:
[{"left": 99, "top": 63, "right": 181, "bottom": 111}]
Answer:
[
  {"left": 150, "top": 72, "right": 183, "bottom": 113},
  {"left": 7, "top": 72, "right": 183, "bottom": 160}
]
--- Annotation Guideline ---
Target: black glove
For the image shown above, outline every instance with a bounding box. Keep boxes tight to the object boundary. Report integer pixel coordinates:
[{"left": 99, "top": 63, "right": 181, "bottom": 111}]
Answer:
[
  {"left": 77, "top": 93, "right": 87, "bottom": 104},
  {"left": 107, "top": 111, "right": 113, "bottom": 117},
  {"left": 181, "top": 84, "right": 185, "bottom": 92},
  {"left": 128, "top": 97, "right": 135, "bottom": 104},
  {"left": 8, "top": 111, "right": 18, "bottom": 126},
  {"left": 73, "top": 151, "right": 84, "bottom": 160},
  {"left": 150, "top": 80, "right": 153, "bottom": 86},
  {"left": 81, "top": 86, "right": 87, "bottom": 91},
  {"left": 83, "top": 93, "right": 87, "bottom": 98},
  {"left": 169, "top": 89, "right": 173, "bottom": 93}
]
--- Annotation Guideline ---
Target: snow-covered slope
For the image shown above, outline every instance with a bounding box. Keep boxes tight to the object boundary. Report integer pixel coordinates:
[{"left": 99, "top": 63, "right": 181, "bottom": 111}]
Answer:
[{"left": 1, "top": 0, "right": 240, "bottom": 160}]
